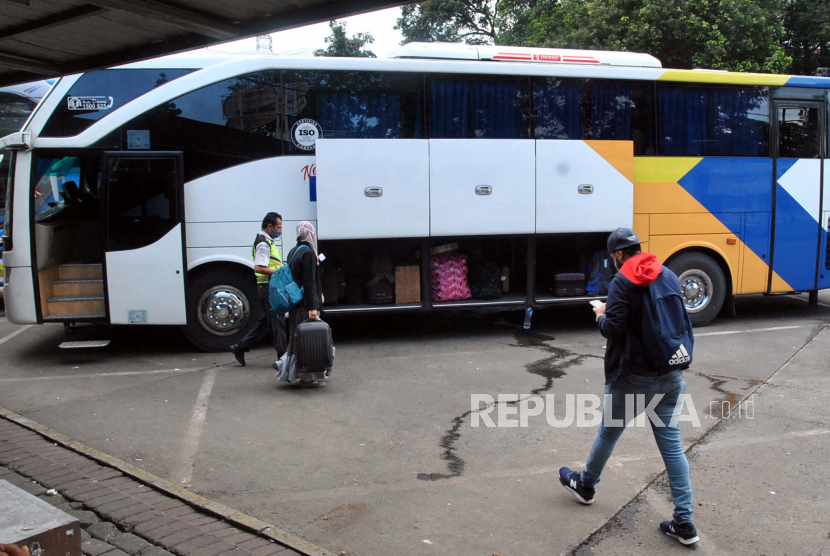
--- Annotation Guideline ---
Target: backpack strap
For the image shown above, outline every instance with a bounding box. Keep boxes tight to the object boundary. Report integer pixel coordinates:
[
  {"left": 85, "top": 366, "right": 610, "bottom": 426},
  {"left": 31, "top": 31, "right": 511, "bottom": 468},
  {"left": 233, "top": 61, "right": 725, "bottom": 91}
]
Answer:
[{"left": 287, "top": 244, "right": 311, "bottom": 266}]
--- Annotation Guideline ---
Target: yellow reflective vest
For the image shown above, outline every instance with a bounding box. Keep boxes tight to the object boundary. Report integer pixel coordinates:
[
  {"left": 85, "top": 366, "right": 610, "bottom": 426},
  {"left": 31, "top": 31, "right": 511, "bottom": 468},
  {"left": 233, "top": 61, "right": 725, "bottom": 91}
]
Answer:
[{"left": 254, "top": 236, "right": 282, "bottom": 284}]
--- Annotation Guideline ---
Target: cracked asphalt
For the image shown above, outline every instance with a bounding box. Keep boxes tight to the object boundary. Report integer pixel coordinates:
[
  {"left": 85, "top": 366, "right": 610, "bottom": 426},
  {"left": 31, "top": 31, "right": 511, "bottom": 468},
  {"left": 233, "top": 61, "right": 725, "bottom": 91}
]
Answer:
[{"left": 0, "top": 291, "right": 828, "bottom": 555}]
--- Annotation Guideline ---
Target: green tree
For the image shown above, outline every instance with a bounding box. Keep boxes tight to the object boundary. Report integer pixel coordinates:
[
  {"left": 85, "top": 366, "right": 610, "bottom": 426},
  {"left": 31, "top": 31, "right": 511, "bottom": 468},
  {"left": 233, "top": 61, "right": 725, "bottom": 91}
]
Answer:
[
  {"left": 395, "top": 1, "right": 503, "bottom": 44},
  {"left": 399, "top": 0, "right": 791, "bottom": 73},
  {"left": 314, "top": 20, "right": 377, "bottom": 58},
  {"left": 784, "top": 0, "right": 830, "bottom": 75}
]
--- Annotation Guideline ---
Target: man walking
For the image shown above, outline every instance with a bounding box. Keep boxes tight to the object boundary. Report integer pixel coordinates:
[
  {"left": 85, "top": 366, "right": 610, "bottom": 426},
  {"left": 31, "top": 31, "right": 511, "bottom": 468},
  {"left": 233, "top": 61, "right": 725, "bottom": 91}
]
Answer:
[
  {"left": 230, "top": 212, "right": 287, "bottom": 366},
  {"left": 558, "top": 228, "right": 699, "bottom": 546}
]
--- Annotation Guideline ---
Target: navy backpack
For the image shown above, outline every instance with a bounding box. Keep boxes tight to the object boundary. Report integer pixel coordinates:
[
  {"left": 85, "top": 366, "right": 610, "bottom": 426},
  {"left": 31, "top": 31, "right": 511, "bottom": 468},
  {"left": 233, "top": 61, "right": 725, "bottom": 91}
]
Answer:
[{"left": 641, "top": 267, "right": 694, "bottom": 373}]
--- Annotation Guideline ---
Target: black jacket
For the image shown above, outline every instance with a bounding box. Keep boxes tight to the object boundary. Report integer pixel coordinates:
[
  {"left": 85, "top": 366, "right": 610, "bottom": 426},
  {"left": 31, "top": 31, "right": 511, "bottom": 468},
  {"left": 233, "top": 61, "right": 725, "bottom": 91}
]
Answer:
[
  {"left": 597, "top": 253, "right": 665, "bottom": 384},
  {"left": 287, "top": 241, "right": 322, "bottom": 311}
]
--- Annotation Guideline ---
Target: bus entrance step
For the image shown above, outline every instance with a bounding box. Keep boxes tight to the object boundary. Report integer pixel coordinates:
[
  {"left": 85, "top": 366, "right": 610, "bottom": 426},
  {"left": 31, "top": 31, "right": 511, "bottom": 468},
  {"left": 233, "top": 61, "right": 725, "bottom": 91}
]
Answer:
[
  {"left": 43, "top": 312, "right": 106, "bottom": 322},
  {"left": 59, "top": 340, "right": 111, "bottom": 349}
]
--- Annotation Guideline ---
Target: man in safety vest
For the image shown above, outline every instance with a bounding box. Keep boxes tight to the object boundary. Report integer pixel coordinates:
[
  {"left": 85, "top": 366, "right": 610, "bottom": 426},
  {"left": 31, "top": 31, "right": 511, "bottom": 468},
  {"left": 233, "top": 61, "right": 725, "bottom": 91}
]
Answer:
[{"left": 230, "top": 212, "right": 288, "bottom": 366}]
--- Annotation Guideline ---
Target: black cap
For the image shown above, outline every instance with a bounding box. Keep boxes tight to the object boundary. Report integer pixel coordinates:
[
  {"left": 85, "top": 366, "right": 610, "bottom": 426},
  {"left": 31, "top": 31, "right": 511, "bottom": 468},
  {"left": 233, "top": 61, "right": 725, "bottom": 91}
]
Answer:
[{"left": 607, "top": 228, "right": 640, "bottom": 253}]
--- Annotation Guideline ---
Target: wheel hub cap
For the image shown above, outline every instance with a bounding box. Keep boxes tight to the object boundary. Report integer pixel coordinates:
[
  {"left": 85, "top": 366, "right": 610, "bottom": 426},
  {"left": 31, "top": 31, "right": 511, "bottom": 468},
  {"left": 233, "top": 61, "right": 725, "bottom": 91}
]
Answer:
[
  {"left": 197, "top": 286, "right": 250, "bottom": 336},
  {"left": 678, "top": 271, "right": 713, "bottom": 313}
]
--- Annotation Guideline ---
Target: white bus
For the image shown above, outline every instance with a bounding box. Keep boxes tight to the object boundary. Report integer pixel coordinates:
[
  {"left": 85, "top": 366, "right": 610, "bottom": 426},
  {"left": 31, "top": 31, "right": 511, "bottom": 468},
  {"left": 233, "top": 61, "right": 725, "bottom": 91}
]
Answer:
[
  {"left": 0, "top": 80, "right": 54, "bottom": 288},
  {"left": 3, "top": 44, "right": 829, "bottom": 350}
]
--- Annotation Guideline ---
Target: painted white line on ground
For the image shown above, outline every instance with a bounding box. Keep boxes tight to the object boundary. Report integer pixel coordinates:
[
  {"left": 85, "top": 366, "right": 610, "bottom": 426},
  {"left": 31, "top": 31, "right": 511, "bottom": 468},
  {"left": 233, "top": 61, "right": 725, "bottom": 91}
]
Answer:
[
  {"left": 173, "top": 367, "right": 218, "bottom": 486},
  {"left": 0, "top": 368, "right": 203, "bottom": 383},
  {"left": 0, "top": 325, "right": 32, "bottom": 346},
  {"left": 695, "top": 325, "right": 807, "bottom": 337}
]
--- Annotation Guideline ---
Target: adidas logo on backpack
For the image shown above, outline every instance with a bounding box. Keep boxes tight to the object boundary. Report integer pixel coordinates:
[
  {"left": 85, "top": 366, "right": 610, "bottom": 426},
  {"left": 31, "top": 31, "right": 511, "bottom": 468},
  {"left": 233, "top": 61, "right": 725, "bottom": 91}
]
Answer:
[{"left": 668, "top": 344, "right": 691, "bottom": 365}]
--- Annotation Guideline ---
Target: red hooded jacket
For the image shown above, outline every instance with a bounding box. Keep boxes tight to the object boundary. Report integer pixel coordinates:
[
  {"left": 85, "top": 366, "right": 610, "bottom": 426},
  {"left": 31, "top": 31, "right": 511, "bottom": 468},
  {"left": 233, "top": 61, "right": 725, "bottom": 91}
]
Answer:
[{"left": 597, "top": 253, "right": 676, "bottom": 383}]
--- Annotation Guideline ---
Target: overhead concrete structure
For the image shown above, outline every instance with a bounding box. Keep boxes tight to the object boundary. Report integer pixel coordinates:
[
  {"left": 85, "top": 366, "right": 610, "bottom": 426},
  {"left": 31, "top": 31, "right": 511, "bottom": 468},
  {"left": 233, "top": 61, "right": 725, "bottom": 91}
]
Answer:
[{"left": 0, "top": 0, "right": 413, "bottom": 86}]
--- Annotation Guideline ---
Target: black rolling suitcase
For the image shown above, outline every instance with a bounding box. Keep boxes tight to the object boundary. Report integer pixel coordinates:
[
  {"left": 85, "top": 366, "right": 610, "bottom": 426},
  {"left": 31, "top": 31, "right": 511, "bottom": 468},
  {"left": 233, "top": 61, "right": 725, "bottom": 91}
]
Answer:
[{"left": 294, "top": 319, "right": 334, "bottom": 374}]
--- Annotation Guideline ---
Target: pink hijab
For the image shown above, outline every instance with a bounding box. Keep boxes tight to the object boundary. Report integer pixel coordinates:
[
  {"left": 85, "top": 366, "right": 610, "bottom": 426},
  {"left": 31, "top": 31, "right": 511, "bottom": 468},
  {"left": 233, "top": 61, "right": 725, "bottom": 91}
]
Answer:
[{"left": 296, "top": 221, "right": 317, "bottom": 255}]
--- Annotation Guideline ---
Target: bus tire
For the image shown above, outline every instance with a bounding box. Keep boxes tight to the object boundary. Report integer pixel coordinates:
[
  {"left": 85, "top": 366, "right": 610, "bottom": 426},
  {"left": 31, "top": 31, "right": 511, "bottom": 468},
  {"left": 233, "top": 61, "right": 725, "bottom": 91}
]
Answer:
[
  {"left": 183, "top": 267, "right": 258, "bottom": 351},
  {"left": 667, "top": 253, "right": 726, "bottom": 327}
]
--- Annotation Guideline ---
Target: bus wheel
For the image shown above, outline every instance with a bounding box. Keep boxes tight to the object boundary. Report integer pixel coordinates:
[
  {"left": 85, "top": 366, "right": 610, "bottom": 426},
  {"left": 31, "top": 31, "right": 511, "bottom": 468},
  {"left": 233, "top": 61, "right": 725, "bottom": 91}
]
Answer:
[
  {"left": 183, "top": 268, "right": 257, "bottom": 351},
  {"left": 668, "top": 253, "right": 726, "bottom": 327}
]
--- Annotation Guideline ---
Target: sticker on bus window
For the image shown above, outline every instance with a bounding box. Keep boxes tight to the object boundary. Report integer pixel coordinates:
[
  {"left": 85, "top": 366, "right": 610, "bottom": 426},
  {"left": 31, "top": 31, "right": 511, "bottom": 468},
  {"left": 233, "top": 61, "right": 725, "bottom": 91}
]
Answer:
[
  {"left": 67, "top": 96, "right": 113, "bottom": 110},
  {"left": 127, "top": 130, "right": 150, "bottom": 150},
  {"left": 291, "top": 119, "right": 322, "bottom": 151}
]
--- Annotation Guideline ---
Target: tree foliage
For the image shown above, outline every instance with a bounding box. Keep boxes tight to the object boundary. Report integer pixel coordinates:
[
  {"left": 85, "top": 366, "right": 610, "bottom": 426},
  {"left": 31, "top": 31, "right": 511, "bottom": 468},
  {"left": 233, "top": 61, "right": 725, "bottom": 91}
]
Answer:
[
  {"left": 395, "top": 1, "right": 502, "bottom": 44},
  {"left": 314, "top": 20, "right": 377, "bottom": 58},
  {"left": 397, "top": 0, "right": 816, "bottom": 74},
  {"left": 785, "top": 0, "right": 830, "bottom": 75}
]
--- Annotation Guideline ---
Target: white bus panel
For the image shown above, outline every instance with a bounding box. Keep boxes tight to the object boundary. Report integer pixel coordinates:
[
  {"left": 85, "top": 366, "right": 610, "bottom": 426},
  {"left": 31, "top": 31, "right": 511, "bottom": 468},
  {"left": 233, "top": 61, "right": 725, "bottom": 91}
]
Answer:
[
  {"left": 536, "top": 140, "right": 633, "bottom": 233},
  {"left": 315, "top": 139, "right": 430, "bottom": 240},
  {"left": 429, "top": 139, "right": 536, "bottom": 236},
  {"left": 106, "top": 225, "right": 187, "bottom": 325}
]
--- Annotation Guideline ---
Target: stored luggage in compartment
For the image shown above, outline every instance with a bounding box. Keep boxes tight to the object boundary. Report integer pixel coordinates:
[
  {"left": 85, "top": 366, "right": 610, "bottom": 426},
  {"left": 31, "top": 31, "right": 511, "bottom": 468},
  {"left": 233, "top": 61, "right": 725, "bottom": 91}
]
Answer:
[
  {"left": 315, "top": 139, "right": 430, "bottom": 239},
  {"left": 430, "top": 140, "right": 536, "bottom": 236},
  {"left": 536, "top": 140, "right": 634, "bottom": 233}
]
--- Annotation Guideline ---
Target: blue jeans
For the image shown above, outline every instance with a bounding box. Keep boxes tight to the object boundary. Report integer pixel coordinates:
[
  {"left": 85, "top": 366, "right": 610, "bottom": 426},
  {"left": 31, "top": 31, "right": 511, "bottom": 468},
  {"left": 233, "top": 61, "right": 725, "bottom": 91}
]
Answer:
[{"left": 581, "top": 370, "right": 693, "bottom": 524}]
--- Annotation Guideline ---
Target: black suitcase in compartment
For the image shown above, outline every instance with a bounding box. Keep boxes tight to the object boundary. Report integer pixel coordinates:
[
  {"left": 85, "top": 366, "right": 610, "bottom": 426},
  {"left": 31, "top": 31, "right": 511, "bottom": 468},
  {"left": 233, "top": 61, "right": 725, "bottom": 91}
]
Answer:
[
  {"left": 554, "top": 273, "right": 587, "bottom": 297},
  {"left": 294, "top": 319, "right": 334, "bottom": 373}
]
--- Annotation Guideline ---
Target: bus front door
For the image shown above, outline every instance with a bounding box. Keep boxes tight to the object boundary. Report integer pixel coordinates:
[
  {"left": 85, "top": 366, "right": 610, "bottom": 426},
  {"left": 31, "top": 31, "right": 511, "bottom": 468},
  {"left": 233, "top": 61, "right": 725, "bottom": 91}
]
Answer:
[
  {"left": 102, "top": 152, "right": 187, "bottom": 325},
  {"left": 771, "top": 101, "right": 824, "bottom": 293}
]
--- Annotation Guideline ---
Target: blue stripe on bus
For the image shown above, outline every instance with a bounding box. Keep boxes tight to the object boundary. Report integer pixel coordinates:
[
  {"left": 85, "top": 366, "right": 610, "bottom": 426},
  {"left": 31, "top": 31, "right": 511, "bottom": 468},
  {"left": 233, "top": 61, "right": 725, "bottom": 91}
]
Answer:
[
  {"left": 820, "top": 226, "right": 830, "bottom": 290},
  {"left": 784, "top": 76, "right": 830, "bottom": 88},
  {"left": 310, "top": 175, "right": 317, "bottom": 202},
  {"left": 775, "top": 158, "right": 798, "bottom": 181},
  {"left": 677, "top": 158, "right": 775, "bottom": 278},
  {"left": 772, "top": 184, "right": 821, "bottom": 291},
  {"left": 679, "top": 158, "right": 773, "bottom": 214},
  {"left": 743, "top": 212, "right": 772, "bottom": 267}
]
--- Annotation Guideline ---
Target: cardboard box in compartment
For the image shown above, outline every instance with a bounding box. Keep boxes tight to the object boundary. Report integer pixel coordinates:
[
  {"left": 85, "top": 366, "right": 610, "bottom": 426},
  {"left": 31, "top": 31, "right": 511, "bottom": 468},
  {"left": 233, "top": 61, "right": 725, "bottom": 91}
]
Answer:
[
  {"left": 0, "top": 479, "right": 82, "bottom": 556},
  {"left": 395, "top": 266, "right": 421, "bottom": 304}
]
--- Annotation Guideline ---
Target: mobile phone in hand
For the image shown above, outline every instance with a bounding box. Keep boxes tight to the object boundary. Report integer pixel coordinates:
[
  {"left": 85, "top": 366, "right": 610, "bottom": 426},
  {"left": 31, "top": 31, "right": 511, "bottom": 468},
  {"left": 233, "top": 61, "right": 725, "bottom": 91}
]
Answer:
[{"left": 589, "top": 300, "right": 603, "bottom": 308}]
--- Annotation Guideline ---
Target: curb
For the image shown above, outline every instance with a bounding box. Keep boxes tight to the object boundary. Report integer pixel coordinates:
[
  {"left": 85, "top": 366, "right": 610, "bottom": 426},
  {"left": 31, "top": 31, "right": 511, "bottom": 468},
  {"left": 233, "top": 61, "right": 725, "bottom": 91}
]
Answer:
[{"left": 0, "top": 406, "right": 334, "bottom": 556}]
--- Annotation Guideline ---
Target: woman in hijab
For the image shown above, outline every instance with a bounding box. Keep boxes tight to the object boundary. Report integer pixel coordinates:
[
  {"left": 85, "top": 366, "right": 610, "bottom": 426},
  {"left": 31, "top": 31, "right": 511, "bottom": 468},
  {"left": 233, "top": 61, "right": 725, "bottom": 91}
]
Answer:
[{"left": 276, "top": 221, "right": 325, "bottom": 385}]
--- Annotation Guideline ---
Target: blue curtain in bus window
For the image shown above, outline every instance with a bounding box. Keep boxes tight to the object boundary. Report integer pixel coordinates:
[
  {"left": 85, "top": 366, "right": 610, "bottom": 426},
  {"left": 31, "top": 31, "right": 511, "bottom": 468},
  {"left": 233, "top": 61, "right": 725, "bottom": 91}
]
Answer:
[
  {"left": 430, "top": 79, "right": 468, "bottom": 138},
  {"left": 589, "top": 85, "right": 632, "bottom": 140},
  {"left": 468, "top": 80, "right": 527, "bottom": 138},
  {"left": 316, "top": 92, "right": 402, "bottom": 139},
  {"left": 659, "top": 86, "right": 769, "bottom": 156},
  {"left": 708, "top": 89, "right": 768, "bottom": 157},
  {"left": 533, "top": 81, "right": 582, "bottom": 139},
  {"left": 659, "top": 87, "right": 710, "bottom": 156}
]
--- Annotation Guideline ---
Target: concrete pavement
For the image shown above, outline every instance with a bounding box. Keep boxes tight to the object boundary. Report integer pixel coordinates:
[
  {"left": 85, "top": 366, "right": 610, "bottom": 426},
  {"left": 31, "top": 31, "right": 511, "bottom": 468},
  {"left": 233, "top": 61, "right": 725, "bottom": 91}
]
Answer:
[
  {"left": 0, "top": 291, "right": 828, "bottom": 555},
  {"left": 578, "top": 320, "right": 830, "bottom": 555}
]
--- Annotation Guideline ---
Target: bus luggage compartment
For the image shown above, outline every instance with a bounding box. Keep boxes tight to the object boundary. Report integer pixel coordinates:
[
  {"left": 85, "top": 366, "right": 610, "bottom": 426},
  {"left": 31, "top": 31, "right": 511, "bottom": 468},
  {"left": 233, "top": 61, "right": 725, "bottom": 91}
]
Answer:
[{"left": 315, "top": 138, "right": 429, "bottom": 240}]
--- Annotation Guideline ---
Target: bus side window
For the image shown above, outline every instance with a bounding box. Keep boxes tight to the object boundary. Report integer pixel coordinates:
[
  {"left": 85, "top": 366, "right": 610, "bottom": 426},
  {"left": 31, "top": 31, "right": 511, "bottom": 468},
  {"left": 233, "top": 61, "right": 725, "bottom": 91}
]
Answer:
[
  {"left": 533, "top": 79, "right": 654, "bottom": 154},
  {"left": 777, "top": 106, "right": 820, "bottom": 158},
  {"left": 658, "top": 85, "right": 769, "bottom": 157},
  {"left": 428, "top": 76, "right": 529, "bottom": 139}
]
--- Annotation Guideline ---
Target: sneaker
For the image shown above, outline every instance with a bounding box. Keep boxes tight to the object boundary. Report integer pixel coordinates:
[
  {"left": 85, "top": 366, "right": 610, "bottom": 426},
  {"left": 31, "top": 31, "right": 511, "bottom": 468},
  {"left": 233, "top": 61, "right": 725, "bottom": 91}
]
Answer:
[
  {"left": 230, "top": 344, "right": 245, "bottom": 367},
  {"left": 558, "top": 467, "right": 595, "bottom": 505},
  {"left": 660, "top": 520, "right": 699, "bottom": 546}
]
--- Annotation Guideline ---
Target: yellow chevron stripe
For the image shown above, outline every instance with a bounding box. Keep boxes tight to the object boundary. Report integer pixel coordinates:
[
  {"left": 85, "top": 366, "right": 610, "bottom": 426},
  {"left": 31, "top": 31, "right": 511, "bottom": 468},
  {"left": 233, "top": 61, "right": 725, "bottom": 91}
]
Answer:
[
  {"left": 634, "top": 157, "right": 702, "bottom": 184},
  {"left": 659, "top": 69, "right": 791, "bottom": 86}
]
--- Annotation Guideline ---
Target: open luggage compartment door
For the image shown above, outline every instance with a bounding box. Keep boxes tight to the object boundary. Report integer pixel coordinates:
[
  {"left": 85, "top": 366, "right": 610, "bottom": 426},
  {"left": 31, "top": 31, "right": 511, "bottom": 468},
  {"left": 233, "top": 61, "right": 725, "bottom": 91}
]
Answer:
[
  {"left": 536, "top": 140, "right": 634, "bottom": 233},
  {"left": 315, "top": 139, "right": 430, "bottom": 239}
]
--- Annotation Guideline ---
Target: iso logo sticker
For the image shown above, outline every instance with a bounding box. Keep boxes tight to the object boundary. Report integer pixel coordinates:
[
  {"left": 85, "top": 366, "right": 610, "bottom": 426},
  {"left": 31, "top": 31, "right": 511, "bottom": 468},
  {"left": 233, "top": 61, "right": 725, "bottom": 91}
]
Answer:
[{"left": 291, "top": 118, "right": 322, "bottom": 151}]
